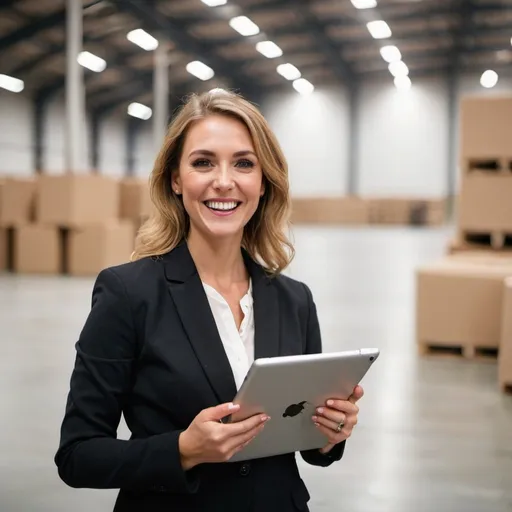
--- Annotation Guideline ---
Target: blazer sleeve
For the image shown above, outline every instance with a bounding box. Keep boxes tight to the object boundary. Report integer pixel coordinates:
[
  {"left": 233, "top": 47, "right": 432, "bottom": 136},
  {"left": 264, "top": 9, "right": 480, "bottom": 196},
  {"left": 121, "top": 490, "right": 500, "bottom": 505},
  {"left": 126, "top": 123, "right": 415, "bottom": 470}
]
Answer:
[
  {"left": 54, "top": 267, "right": 200, "bottom": 494},
  {"left": 299, "top": 282, "right": 346, "bottom": 467}
]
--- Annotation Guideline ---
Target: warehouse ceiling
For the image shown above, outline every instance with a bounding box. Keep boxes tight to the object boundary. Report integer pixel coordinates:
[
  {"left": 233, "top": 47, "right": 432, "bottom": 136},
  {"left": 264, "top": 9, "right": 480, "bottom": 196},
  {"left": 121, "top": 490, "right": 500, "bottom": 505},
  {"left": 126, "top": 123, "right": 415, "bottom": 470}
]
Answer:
[{"left": 1, "top": 0, "right": 512, "bottom": 115}]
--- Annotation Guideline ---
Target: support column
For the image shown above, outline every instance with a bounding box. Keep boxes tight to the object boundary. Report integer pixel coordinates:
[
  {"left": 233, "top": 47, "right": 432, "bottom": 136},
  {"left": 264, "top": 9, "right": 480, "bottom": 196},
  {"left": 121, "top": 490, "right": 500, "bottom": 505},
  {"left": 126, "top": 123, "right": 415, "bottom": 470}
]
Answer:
[
  {"left": 65, "top": 0, "right": 87, "bottom": 172},
  {"left": 33, "top": 97, "right": 47, "bottom": 173},
  {"left": 347, "top": 82, "right": 360, "bottom": 195},
  {"left": 153, "top": 44, "right": 169, "bottom": 153},
  {"left": 446, "top": 70, "right": 459, "bottom": 219},
  {"left": 90, "top": 112, "right": 100, "bottom": 171},
  {"left": 126, "top": 117, "right": 141, "bottom": 177}
]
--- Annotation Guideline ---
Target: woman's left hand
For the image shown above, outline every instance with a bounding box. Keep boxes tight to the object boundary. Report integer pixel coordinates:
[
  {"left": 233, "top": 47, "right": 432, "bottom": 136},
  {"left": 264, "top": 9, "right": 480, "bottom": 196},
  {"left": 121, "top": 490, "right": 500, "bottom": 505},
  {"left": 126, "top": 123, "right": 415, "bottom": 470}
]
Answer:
[{"left": 312, "top": 385, "right": 364, "bottom": 454}]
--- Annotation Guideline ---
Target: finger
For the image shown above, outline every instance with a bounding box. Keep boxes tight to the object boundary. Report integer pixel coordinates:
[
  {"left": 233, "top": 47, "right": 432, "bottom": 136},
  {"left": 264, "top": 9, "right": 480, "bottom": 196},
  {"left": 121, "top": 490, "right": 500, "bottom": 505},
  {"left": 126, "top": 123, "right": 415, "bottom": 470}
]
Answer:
[
  {"left": 204, "top": 402, "right": 241, "bottom": 422},
  {"left": 314, "top": 422, "right": 340, "bottom": 444},
  {"left": 348, "top": 385, "right": 364, "bottom": 404},
  {"left": 312, "top": 413, "right": 347, "bottom": 433},
  {"left": 315, "top": 406, "right": 347, "bottom": 426},
  {"left": 325, "top": 399, "right": 359, "bottom": 415},
  {"left": 225, "top": 412, "right": 270, "bottom": 437}
]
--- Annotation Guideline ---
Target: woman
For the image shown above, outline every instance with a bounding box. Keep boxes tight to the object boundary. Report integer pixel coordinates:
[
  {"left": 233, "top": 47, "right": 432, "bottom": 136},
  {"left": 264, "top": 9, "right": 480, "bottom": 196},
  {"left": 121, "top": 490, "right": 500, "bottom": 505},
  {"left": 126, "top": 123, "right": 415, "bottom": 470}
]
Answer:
[{"left": 55, "top": 89, "right": 364, "bottom": 512}]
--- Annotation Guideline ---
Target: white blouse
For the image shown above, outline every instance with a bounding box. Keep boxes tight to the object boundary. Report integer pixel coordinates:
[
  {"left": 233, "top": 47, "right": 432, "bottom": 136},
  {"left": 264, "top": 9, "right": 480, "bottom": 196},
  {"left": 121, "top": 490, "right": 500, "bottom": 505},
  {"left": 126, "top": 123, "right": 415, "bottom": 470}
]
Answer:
[{"left": 202, "top": 279, "right": 255, "bottom": 390}]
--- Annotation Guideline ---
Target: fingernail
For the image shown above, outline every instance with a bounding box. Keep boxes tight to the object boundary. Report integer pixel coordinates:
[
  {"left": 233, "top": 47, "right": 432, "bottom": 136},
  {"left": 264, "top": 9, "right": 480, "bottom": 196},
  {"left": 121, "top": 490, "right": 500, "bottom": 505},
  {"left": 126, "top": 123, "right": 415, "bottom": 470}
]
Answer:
[
  {"left": 317, "top": 407, "right": 324, "bottom": 414},
  {"left": 327, "top": 400, "right": 333, "bottom": 406},
  {"left": 228, "top": 403, "right": 240, "bottom": 410},
  {"left": 312, "top": 415, "right": 318, "bottom": 422},
  {"left": 261, "top": 415, "right": 270, "bottom": 422}
]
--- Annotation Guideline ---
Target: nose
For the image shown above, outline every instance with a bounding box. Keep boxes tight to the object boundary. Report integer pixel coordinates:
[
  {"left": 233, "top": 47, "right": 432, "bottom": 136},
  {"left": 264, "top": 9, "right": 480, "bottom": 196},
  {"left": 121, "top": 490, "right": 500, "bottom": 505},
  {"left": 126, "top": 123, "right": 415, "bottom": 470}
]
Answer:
[{"left": 213, "top": 163, "right": 234, "bottom": 191}]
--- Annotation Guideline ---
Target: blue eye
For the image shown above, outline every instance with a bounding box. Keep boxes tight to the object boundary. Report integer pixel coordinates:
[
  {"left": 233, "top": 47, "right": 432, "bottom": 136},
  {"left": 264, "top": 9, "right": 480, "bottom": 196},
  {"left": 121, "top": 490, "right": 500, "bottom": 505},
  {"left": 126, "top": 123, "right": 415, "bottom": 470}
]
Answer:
[
  {"left": 236, "top": 160, "right": 254, "bottom": 168},
  {"left": 192, "top": 159, "right": 211, "bottom": 168}
]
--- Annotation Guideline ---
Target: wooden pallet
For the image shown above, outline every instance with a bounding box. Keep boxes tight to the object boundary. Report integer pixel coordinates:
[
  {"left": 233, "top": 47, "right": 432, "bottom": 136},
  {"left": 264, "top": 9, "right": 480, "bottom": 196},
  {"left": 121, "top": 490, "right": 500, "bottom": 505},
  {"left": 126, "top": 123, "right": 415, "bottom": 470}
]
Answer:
[
  {"left": 419, "top": 342, "right": 499, "bottom": 360},
  {"left": 463, "top": 156, "right": 512, "bottom": 174},
  {"left": 456, "top": 231, "right": 512, "bottom": 251},
  {"left": 501, "top": 383, "right": 512, "bottom": 394}
]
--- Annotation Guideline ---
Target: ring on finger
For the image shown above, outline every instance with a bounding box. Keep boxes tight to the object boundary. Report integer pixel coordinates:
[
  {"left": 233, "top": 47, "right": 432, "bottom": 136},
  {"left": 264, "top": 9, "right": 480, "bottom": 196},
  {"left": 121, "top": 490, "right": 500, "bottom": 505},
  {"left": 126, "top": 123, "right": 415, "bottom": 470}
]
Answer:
[{"left": 335, "top": 420, "right": 344, "bottom": 433}]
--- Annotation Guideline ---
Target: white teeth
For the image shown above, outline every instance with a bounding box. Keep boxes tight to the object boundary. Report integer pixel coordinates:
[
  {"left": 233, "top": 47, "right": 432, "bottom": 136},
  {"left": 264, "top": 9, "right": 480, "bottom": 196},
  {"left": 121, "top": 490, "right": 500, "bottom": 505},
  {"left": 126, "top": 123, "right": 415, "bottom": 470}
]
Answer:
[{"left": 205, "top": 201, "right": 238, "bottom": 211}]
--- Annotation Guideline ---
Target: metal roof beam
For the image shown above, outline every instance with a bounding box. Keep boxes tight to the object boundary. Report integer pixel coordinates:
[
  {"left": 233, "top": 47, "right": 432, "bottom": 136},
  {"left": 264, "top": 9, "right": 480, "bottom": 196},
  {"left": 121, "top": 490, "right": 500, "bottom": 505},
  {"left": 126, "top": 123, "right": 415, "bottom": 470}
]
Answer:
[{"left": 112, "top": 0, "right": 258, "bottom": 96}]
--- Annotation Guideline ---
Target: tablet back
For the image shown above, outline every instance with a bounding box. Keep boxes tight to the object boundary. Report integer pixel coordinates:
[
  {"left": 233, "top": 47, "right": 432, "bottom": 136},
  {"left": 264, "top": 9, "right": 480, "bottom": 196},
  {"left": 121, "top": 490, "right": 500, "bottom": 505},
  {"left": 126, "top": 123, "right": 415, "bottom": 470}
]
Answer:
[{"left": 228, "top": 348, "right": 379, "bottom": 462}]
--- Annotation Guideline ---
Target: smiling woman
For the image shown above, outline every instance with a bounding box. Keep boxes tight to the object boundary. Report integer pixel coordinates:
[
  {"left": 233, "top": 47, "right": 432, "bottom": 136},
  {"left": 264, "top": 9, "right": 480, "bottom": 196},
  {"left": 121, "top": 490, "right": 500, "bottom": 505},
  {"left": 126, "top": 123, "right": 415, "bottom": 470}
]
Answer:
[
  {"left": 54, "top": 88, "right": 362, "bottom": 512},
  {"left": 132, "top": 89, "right": 294, "bottom": 275}
]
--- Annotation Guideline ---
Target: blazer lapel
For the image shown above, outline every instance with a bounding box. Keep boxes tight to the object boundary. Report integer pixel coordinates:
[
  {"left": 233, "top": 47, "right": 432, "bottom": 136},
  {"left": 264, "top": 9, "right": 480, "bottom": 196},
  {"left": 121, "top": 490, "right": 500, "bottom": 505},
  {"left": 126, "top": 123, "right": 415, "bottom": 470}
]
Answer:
[
  {"left": 163, "top": 242, "right": 237, "bottom": 405},
  {"left": 243, "top": 250, "right": 281, "bottom": 360}
]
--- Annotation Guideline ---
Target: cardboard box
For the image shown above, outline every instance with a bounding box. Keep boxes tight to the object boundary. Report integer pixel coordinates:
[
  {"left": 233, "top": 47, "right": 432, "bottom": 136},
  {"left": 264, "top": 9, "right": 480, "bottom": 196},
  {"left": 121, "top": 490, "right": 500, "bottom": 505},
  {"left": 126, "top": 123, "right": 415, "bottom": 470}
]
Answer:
[
  {"left": 458, "top": 174, "right": 512, "bottom": 233},
  {"left": 416, "top": 258, "right": 512, "bottom": 352},
  {"left": 68, "top": 221, "right": 134, "bottom": 276},
  {"left": 37, "top": 174, "right": 120, "bottom": 227},
  {"left": 14, "top": 225, "right": 62, "bottom": 274},
  {"left": 499, "top": 277, "right": 512, "bottom": 391},
  {"left": 291, "top": 197, "right": 369, "bottom": 224},
  {"left": 119, "top": 177, "right": 153, "bottom": 221},
  {"left": 459, "top": 96, "right": 512, "bottom": 159},
  {"left": 0, "top": 177, "right": 37, "bottom": 227}
]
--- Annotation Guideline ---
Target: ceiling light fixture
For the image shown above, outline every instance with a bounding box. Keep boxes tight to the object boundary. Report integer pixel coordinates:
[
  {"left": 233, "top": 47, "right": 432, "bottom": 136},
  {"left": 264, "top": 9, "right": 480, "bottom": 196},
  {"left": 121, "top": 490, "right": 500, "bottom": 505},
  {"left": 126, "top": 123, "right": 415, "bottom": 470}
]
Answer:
[
  {"left": 351, "top": 0, "right": 377, "bottom": 8},
  {"left": 388, "top": 60, "right": 409, "bottom": 77},
  {"left": 380, "top": 45, "right": 401, "bottom": 63},
  {"left": 256, "top": 41, "right": 283, "bottom": 59},
  {"left": 128, "top": 102, "right": 152, "bottom": 120},
  {"left": 0, "top": 74, "right": 24, "bottom": 93},
  {"left": 480, "top": 69, "right": 498, "bottom": 88},
  {"left": 186, "top": 60, "right": 215, "bottom": 81},
  {"left": 367, "top": 20, "right": 392, "bottom": 39},
  {"left": 394, "top": 75, "right": 412, "bottom": 91},
  {"left": 201, "top": 0, "right": 227, "bottom": 5},
  {"left": 277, "top": 63, "right": 301, "bottom": 81},
  {"left": 293, "top": 78, "right": 314, "bottom": 95},
  {"left": 127, "top": 29, "right": 159, "bottom": 51},
  {"left": 229, "top": 16, "right": 260, "bottom": 36},
  {"left": 77, "top": 51, "right": 106, "bottom": 72}
]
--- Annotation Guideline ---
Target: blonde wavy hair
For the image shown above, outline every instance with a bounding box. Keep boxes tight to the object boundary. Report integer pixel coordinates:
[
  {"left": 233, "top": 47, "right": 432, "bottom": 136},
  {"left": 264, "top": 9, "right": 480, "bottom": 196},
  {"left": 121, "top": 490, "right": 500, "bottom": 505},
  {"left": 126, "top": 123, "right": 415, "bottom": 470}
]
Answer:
[{"left": 132, "top": 89, "right": 294, "bottom": 275}]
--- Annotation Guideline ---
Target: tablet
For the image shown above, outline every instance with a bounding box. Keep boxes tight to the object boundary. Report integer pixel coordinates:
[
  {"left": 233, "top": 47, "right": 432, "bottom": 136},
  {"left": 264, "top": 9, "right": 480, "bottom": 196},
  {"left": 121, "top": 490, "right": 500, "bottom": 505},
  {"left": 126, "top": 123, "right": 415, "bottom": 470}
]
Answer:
[{"left": 226, "top": 348, "right": 379, "bottom": 462}]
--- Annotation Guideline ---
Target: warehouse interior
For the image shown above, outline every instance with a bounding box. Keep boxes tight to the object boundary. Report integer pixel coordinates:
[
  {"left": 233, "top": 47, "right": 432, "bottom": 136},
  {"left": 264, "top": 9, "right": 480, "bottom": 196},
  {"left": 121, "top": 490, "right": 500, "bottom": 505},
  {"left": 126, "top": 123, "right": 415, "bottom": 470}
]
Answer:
[{"left": 1, "top": 0, "right": 512, "bottom": 511}]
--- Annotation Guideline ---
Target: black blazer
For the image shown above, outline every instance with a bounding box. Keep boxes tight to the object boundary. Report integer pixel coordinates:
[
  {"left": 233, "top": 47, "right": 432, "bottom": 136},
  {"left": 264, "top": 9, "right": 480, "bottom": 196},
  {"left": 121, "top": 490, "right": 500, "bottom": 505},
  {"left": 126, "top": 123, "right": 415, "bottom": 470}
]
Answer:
[{"left": 55, "top": 241, "right": 345, "bottom": 512}]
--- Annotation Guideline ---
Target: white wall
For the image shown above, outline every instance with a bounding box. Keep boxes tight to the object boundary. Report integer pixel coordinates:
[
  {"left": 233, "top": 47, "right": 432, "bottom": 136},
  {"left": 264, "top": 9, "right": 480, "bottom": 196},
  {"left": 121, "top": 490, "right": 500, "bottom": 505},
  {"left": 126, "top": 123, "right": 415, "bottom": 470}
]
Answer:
[
  {"left": 1, "top": 74, "right": 512, "bottom": 195},
  {"left": 357, "top": 76, "right": 450, "bottom": 198},
  {"left": 261, "top": 87, "right": 350, "bottom": 197},
  {"left": 0, "top": 90, "right": 33, "bottom": 176}
]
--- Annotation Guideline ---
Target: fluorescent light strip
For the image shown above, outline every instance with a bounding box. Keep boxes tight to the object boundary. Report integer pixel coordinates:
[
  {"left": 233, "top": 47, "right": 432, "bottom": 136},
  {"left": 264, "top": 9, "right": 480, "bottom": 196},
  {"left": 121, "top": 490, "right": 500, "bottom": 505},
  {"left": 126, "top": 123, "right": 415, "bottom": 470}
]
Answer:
[
  {"left": 293, "top": 78, "right": 314, "bottom": 95},
  {"left": 367, "top": 20, "right": 392, "bottom": 39},
  {"left": 277, "top": 63, "right": 301, "bottom": 81},
  {"left": 229, "top": 16, "right": 260, "bottom": 36},
  {"left": 201, "top": 0, "right": 227, "bottom": 5},
  {"left": 77, "top": 51, "right": 106, "bottom": 72},
  {"left": 351, "top": 0, "right": 377, "bottom": 8},
  {"left": 186, "top": 60, "right": 215, "bottom": 81},
  {"left": 128, "top": 102, "right": 152, "bottom": 120},
  {"left": 256, "top": 41, "right": 283, "bottom": 59},
  {"left": 127, "top": 29, "right": 158, "bottom": 51},
  {"left": 0, "top": 74, "right": 24, "bottom": 93},
  {"left": 388, "top": 60, "right": 409, "bottom": 77},
  {"left": 480, "top": 69, "right": 498, "bottom": 88},
  {"left": 380, "top": 45, "right": 401, "bottom": 63}
]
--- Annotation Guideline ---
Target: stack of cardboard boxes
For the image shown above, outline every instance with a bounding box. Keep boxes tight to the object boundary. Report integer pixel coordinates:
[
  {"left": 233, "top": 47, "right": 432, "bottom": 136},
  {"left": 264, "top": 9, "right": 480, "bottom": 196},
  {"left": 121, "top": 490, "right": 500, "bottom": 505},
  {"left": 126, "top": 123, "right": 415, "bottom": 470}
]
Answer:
[
  {"left": 415, "top": 96, "right": 512, "bottom": 394},
  {"left": 290, "top": 196, "right": 446, "bottom": 226},
  {"left": 0, "top": 174, "right": 151, "bottom": 277}
]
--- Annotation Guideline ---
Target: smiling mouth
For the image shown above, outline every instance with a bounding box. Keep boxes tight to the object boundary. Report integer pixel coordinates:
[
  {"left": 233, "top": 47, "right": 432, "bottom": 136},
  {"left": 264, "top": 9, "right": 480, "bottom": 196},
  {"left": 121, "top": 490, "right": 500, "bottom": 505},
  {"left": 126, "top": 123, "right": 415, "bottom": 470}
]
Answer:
[{"left": 203, "top": 200, "right": 241, "bottom": 212}]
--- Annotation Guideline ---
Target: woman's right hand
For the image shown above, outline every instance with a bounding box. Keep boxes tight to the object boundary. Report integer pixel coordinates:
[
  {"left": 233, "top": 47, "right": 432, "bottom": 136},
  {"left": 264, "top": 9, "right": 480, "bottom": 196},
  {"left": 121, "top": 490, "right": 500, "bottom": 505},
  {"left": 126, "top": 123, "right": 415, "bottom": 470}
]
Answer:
[{"left": 178, "top": 402, "right": 270, "bottom": 470}]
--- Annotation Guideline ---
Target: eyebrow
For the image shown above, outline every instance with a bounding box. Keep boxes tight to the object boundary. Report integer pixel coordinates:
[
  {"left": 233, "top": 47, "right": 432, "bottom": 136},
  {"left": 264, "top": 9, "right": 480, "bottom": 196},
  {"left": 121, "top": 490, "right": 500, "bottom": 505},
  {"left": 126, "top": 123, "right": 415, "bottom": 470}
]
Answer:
[{"left": 189, "top": 149, "right": 257, "bottom": 158}]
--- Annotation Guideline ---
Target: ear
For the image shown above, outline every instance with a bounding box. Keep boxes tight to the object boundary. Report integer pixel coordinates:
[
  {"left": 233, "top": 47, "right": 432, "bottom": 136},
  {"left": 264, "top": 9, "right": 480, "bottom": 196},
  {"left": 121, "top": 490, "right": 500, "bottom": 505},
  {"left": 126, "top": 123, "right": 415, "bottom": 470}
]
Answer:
[{"left": 171, "top": 172, "right": 181, "bottom": 195}]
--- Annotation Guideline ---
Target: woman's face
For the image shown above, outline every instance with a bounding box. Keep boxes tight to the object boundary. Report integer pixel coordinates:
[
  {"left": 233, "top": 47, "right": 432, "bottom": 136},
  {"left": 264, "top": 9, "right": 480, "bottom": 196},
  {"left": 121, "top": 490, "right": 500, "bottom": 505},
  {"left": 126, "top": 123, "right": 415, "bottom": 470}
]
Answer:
[{"left": 173, "top": 114, "right": 265, "bottom": 243}]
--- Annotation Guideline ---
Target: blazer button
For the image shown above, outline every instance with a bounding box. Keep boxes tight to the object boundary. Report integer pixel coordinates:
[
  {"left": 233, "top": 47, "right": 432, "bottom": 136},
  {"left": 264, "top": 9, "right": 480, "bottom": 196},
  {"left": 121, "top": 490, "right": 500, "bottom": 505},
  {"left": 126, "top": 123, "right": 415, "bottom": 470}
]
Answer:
[{"left": 239, "top": 463, "right": 251, "bottom": 476}]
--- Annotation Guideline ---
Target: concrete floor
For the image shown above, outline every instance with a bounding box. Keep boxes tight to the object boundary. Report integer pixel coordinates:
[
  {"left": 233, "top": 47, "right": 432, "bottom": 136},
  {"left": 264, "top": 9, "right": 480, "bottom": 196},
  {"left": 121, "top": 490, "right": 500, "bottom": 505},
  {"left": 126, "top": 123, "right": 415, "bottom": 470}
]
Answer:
[{"left": 1, "top": 225, "right": 512, "bottom": 512}]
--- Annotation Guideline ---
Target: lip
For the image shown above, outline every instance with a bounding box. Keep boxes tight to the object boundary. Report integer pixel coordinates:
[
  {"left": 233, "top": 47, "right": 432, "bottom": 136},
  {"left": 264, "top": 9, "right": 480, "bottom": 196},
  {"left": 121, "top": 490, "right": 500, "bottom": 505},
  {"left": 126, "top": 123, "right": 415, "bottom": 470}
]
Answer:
[{"left": 202, "top": 199, "right": 241, "bottom": 217}]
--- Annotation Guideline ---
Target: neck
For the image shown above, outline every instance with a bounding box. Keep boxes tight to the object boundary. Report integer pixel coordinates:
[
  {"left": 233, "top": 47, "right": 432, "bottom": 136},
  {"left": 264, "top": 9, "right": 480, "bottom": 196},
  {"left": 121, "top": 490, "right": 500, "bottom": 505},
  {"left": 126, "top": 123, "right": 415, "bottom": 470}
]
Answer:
[{"left": 187, "top": 229, "right": 247, "bottom": 286}]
